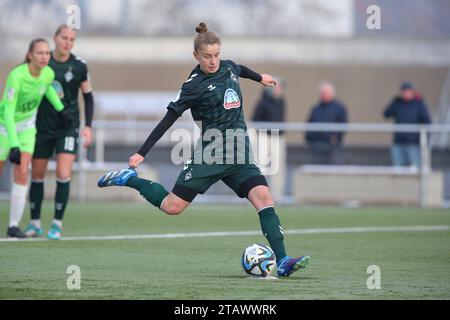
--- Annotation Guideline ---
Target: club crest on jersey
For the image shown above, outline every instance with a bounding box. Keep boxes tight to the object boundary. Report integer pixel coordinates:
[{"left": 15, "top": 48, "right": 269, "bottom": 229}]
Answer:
[
  {"left": 230, "top": 71, "right": 237, "bottom": 82},
  {"left": 185, "top": 170, "right": 192, "bottom": 181},
  {"left": 65, "top": 69, "right": 74, "bottom": 83},
  {"left": 223, "top": 88, "right": 241, "bottom": 109},
  {"left": 183, "top": 159, "right": 192, "bottom": 171}
]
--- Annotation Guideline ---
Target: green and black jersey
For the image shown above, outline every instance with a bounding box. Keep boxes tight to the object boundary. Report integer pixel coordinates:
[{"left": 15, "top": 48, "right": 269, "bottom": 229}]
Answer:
[
  {"left": 36, "top": 53, "right": 89, "bottom": 137},
  {"left": 168, "top": 60, "right": 252, "bottom": 164}
]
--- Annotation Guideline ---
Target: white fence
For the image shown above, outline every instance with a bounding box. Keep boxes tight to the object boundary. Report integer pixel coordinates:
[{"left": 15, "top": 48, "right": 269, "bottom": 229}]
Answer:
[
  {"left": 2, "top": 121, "right": 447, "bottom": 206},
  {"left": 83, "top": 121, "right": 450, "bottom": 207}
]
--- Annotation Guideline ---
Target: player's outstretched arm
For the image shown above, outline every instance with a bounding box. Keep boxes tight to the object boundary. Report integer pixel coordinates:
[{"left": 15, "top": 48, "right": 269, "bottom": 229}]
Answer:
[
  {"left": 260, "top": 74, "right": 276, "bottom": 87},
  {"left": 238, "top": 65, "right": 276, "bottom": 87}
]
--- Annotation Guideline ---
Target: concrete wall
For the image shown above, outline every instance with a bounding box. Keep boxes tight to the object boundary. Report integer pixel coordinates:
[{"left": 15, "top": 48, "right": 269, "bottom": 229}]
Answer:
[{"left": 293, "top": 166, "right": 444, "bottom": 207}]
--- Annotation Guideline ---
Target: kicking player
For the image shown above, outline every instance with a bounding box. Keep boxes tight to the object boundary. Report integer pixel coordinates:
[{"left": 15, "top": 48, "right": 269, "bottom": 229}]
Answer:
[
  {"left": 0, "top": 38, "right": 68, "bottom": 238},
  {"left": 98, "top": 23, "right": 310, "bottom": 277},
  {"left": 24, "top": 25, "right": 94, "bottom": 240}
]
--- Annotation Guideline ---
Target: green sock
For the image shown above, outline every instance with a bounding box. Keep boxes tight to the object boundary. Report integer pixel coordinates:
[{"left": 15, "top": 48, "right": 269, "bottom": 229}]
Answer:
[
  {"left": 126, "top": 176, "right": 169, "bottom": 209},
  {"left": 55, "top": 180, "right": 70, "bottom": 220},
  {"left": 30, "top": 181, "right": 44, "bottom": 220},
  {"left": 258, "top": 207, "right": 287, "bottom": 262}
]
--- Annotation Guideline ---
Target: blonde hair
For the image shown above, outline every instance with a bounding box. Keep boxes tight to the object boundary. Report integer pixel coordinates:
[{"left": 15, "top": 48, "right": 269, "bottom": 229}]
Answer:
[
  {"left": 194, "top": 22, "right": 221, "bottom": 52},
  {"left": 54, "top": 24, "right": 76, "bottom": 37}
]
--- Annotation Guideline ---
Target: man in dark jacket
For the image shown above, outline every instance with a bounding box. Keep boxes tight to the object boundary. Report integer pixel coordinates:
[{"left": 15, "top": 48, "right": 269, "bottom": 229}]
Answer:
[
  {"left": 251, "top": 79, "right": 286, "bottom": 201},
  {"left": 384, "top": 82, "right": 431, "bottom": 167},
  {"left": 252, "top": 82, "right": 285, "bottom": 127},
  {"left": 306, "top": 82, "right": 348, "bottom": 164}
]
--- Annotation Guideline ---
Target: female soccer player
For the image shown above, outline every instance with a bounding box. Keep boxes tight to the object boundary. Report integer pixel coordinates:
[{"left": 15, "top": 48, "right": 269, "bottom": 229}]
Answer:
[
  {"left": 98, "top": 23, "right": 310, "bottom": 277},
  {"left": 0, "top": 38, "right": 68, "bottom": 238},
  {"left": 24, "top": 25, "right": 94, "bottom": 240}
]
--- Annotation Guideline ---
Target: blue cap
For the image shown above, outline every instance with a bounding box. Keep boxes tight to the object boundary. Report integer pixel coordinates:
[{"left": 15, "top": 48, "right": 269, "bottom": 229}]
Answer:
[{"left": 401, "top": 81, "right": 414, "bottom": 91}]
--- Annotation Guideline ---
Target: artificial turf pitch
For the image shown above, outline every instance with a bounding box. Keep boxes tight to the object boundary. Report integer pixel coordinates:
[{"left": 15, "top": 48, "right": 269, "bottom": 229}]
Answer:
[{"left": 0, "top": 202, "right": 449, "bottom": 300}]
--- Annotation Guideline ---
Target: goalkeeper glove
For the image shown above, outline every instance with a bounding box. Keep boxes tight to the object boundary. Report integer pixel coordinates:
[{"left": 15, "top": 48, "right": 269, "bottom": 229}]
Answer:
[{"left": 9, "top": 147, "right": 21, "bottom": 165}]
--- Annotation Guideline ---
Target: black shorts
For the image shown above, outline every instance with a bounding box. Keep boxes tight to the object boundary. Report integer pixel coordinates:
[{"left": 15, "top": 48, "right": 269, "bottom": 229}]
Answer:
[
  {"left": 173, "top": 163, "right": 268, "bottom": 202},
  {"left": 33, "top": 132, "right": 79, "bottom": 159}
]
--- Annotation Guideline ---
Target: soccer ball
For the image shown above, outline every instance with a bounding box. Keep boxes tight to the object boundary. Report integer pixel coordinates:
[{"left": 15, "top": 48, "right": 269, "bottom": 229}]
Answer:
[{"left": 241, "top": 243, "right": 276, "bottom": 277}]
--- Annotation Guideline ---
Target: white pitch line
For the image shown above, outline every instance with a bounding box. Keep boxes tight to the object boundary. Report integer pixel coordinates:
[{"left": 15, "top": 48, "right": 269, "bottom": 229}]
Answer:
[{"left": 0, "top": 225, "right": 448, "bottom": 242}]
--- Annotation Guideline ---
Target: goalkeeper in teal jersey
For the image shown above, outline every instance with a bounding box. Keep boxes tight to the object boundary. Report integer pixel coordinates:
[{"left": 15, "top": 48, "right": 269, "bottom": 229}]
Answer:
[
  {"left": 24, "top": 26, "right": 94, "bottom": 240},
  {"left": 0, "top": 38, "right": 68, "bottom": 238},
  {"left": 98, "top": 23, "right": 310, "bottom": 277}
]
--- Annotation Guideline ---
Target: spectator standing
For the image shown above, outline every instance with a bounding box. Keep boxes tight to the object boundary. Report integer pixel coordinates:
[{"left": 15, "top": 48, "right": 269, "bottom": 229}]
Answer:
[
  {"left": 252, "top": 78, "right": 286, "bottom": 201},
  {"left": 305, "top": 82, "right": 348, "bottom": 165},
  {"left": 383, "top": 82, "right": 431, "bottom": 167}
]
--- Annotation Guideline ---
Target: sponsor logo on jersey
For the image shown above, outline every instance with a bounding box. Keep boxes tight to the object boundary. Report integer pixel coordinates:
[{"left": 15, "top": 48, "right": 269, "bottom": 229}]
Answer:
[
  {"left": 7, "top": 88, "right": 15, "bottom": 101},
  {"left": 207, "top": 84, "right": 216, "bottom": 91},
  {"left": 223, "top": 88, "right": 241, "bottom": 109},
  {"left": 39, "top": 86, "right": 46, "bottom": 95}
]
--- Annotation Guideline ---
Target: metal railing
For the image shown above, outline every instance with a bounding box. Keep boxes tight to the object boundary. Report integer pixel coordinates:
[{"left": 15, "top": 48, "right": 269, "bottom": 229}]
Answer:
[{"left": 78, "top": 121, "right": 450, "bottom": 207}]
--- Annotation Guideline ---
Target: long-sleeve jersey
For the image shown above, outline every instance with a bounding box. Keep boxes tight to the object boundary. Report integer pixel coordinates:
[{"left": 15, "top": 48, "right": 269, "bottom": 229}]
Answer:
[
  {"left": 37, "top": 53, "right": 90, "bottom": 137},
  {"left": 137, "top": 60, "right": 262, "bottom": 164},
  {"left": 0, "top": 64, "right": 64, "bottom": 148}
]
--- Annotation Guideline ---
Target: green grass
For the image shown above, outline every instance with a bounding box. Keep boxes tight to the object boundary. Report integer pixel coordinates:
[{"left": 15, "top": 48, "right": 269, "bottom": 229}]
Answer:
[{"left": 0, "top": 202, "right": 449, "bottom": 299}]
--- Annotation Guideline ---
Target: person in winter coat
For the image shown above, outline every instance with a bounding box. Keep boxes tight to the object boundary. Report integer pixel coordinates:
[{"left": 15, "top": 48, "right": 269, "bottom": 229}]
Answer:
[
  {"left": 251, "top": 78, "right": 286, "bottom": 201},
  {"left": 306, "top": 82, "right": 348, "bottom": 165},
  {"left": 384, "top": 82, "right": 431, "bottom": 167}
]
